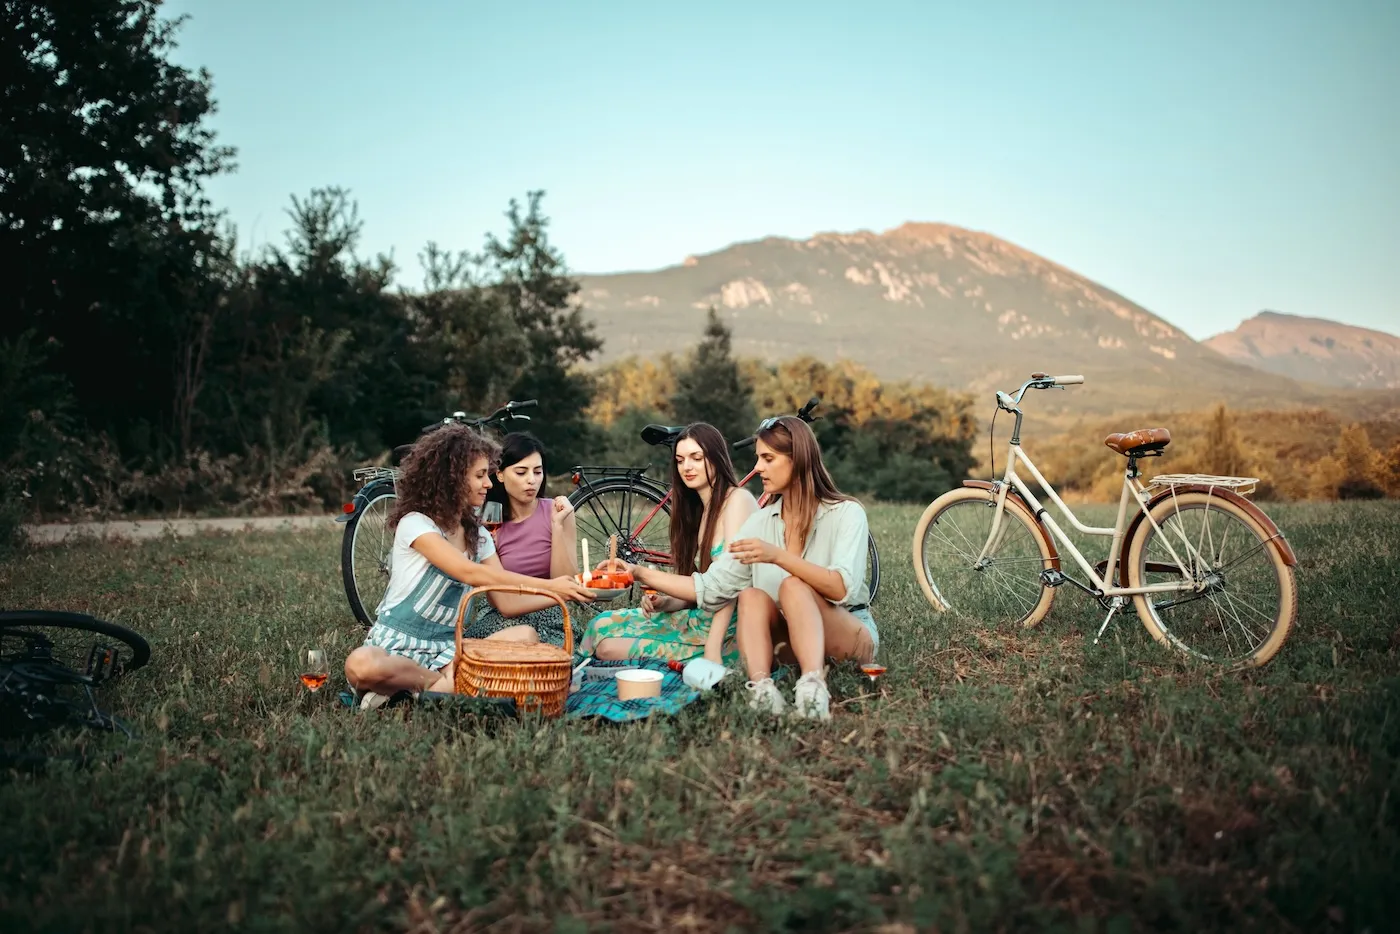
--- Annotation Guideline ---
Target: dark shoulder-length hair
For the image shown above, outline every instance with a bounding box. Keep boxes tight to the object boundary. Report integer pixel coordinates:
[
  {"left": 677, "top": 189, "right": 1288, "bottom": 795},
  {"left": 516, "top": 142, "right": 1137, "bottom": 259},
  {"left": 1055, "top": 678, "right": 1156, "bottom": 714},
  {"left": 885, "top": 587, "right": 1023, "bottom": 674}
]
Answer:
[
  {"left": 388, "top": 424, "right": 501, "bottom": 558},
  {"left": 669, "top": 423, "right": 741, "bottom": 575},
  {"left": 485, "top": 431, "right": 549, "bottom": 520},
  {"left": 755, "top": 416, "right": 852, "bottom": 553}
]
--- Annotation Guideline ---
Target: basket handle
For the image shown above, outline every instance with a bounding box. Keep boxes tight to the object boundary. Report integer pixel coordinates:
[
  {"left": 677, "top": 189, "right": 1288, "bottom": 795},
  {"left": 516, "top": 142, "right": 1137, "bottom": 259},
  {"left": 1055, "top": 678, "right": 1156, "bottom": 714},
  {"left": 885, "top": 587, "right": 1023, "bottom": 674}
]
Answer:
[{"left": 453, "top": 585, "right": 574, "bottom": 660}]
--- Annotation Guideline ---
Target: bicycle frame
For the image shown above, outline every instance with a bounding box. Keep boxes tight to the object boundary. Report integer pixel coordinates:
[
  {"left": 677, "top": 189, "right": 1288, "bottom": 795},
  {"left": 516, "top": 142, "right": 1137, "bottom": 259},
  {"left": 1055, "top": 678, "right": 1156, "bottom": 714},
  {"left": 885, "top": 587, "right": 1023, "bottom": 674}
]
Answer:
[{"left": 982, "top": 443, "right": 1196, "bottom": 598}]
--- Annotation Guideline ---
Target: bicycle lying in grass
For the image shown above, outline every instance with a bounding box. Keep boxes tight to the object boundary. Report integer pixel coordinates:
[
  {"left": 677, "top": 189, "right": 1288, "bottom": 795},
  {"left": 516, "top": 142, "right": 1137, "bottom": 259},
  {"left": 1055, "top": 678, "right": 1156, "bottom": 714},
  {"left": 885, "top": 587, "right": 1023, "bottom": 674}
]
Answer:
[
  {"left": 338, "top": 400, "right": 538, "bottom": 628},
  {"left": 912, "top": 373, "right": 1297, "bottom": 667},
  {"left": 1, "top": 610, "right": 150, "bottom": 769},
  {"left": 567, "top": 397, "right": 882, "bottom": 605}
]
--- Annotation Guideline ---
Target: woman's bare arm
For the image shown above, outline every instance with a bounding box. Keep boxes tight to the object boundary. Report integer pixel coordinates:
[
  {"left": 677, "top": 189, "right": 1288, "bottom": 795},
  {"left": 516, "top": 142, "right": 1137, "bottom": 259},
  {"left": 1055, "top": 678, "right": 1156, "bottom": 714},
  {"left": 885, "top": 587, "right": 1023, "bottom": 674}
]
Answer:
[
  {"left": 412, "top": 534, "right": 593, "bottom": 604},
  {"left": 549, "top": 497, "right": 578, "bottom": 578}
]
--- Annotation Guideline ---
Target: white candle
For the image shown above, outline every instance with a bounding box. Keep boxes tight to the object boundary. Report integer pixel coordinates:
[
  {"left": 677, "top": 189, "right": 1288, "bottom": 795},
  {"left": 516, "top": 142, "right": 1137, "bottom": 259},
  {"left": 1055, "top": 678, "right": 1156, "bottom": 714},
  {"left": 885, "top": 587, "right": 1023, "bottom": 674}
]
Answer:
[{"left": 581, "top": 538, "right": 590, "bottom": 583}]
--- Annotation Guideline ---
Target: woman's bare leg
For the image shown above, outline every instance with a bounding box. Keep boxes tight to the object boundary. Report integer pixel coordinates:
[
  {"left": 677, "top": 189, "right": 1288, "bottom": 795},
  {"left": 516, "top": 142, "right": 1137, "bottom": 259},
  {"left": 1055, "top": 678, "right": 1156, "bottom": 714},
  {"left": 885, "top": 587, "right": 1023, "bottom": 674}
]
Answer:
[
  {"left": 777, "top": 576, "right": 827, "bottom": 676},
  {"left": 486, "top": 625, "right": 539, "bottom": 643},
  {"left": 736, "top": 587, "right": 781, "bottom": 680},
  {"left": 777, "top": 577, "right": 876, "bottom": 672},
  {"left": 345, "top": 646, "right": 443, "bottom": 695}
]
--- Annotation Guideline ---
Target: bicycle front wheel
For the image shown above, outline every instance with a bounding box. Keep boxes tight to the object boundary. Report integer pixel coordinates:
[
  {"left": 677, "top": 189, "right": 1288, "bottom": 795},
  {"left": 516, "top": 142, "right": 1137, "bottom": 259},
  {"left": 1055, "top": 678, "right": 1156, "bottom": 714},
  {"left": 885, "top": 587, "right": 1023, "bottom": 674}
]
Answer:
[
  {"left": 1126, "top": 491, "right": 1296, "bottom": 667},
  {"left": 342, "top": 485, "right": 396, "bottom": 628},
  {"left": 912, "top": 487, "right": 1056, "bottom": 629},
  {"left": 568, "top": 478, "right": 672, "bottom": 568}
]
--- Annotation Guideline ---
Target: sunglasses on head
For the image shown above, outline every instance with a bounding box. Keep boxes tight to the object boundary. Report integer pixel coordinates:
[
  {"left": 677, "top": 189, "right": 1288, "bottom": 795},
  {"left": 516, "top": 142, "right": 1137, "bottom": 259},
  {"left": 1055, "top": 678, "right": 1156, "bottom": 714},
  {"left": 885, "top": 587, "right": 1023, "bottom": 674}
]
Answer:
[{"left": 755, "top": 416, "right": 781, "bottom": 433}]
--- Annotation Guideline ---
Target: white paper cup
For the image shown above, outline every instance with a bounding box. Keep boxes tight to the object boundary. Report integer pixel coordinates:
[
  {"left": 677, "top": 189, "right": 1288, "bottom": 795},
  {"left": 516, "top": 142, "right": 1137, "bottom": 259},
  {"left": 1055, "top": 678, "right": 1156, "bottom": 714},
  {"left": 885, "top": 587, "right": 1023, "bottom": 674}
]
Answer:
[{"left": 615, "top": 668, "right": 663, "bottom": 700}]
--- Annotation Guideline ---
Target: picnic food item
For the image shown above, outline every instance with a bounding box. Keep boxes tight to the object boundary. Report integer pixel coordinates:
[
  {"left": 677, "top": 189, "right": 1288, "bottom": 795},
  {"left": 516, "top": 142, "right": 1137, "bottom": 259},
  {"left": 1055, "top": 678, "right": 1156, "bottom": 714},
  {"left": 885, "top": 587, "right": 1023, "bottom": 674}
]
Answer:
[
  {"left": 615, "top": 668, "right": 663, "bottom": 700},
  {"left": 453, "top": 586, "right": 573, "bottom": 718}
]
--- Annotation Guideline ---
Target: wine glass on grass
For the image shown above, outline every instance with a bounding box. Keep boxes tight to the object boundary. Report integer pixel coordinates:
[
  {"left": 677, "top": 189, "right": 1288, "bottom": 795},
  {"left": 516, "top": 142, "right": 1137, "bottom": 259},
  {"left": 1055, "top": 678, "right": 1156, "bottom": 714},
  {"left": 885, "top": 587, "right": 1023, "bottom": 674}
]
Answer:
[
  {"left": 860, "top": 662, "right": 886, "bottom": 693},
  {"left": 300, "top": 648, "right": 329, "bottom": 692}
]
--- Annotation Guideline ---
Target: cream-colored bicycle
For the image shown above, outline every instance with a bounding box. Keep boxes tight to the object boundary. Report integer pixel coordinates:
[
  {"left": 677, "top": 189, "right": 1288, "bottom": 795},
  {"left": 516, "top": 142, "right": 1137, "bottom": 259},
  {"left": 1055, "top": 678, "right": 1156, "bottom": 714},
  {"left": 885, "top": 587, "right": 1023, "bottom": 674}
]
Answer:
[{"left": 912, "top": 373, "right": 1298, "bottom": 667}]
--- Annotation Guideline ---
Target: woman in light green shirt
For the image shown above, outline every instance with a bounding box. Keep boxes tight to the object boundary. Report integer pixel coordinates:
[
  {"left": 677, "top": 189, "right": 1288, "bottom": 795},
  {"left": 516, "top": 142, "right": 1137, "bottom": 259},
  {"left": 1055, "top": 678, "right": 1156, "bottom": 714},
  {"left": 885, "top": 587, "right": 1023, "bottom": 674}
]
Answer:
[{"left": 623, "top": 416, "right": 878, "bottom": 720}]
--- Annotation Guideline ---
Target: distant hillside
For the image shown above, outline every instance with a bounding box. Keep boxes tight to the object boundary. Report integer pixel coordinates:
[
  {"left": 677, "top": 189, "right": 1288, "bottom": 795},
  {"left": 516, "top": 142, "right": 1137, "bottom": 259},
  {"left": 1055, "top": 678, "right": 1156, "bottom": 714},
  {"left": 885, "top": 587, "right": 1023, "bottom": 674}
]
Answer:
[
  {"left": 1204, "top": 311, "right": 1400, "bottom": 390},
  {"left": 576, "top": 223, "right": 1347, "bottom": 416}
]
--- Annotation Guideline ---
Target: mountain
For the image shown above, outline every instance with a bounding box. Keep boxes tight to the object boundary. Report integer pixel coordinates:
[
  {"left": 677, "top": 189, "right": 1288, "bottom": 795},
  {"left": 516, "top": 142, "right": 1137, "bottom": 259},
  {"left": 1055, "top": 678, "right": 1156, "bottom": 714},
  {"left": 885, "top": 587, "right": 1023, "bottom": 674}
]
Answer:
[
  {"left": 575, "top": 223, "right": 1343, "bottom": 416},
  {"left": 1204, "top": 312, "right": 1400, "bottom": 390}
]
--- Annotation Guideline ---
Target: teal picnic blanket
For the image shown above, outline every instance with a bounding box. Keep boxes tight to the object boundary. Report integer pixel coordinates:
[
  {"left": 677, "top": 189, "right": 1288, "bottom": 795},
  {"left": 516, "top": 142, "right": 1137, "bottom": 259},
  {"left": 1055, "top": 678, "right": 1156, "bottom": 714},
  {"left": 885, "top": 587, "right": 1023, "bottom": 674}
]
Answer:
[
  {"left": 566, "top": 658, "right": 701, "bottom": 722},
  {"left": 339, "top": 657, "right": 705, "bottom": 723}
]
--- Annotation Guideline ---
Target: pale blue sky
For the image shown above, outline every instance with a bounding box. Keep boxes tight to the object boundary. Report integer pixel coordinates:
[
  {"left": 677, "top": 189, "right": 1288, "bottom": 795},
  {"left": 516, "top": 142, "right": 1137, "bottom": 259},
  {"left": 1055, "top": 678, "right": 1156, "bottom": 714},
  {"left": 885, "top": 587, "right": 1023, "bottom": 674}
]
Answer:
[{"left": 163, "top": 0, "right": 1399, "bottom": 340}]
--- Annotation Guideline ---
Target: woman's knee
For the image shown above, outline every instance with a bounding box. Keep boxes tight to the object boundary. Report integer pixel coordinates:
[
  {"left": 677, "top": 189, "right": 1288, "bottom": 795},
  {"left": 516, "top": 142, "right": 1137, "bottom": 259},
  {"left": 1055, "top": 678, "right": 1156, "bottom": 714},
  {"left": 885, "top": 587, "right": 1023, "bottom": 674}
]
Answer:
[
  {"left": 487, "top": 624, "right": 539, "bottom": 644},
  {"left": 344, "top": 646, "right": 383, "bottom": 687},
  {"left": 594, "top": 638, "right": 631, "bottom": 660},
  {"left": 778, "top": 575, "right": 818, "bottom": 608},
  {"left": 736, "top": 588, "right": 776, "bottom": 628}
]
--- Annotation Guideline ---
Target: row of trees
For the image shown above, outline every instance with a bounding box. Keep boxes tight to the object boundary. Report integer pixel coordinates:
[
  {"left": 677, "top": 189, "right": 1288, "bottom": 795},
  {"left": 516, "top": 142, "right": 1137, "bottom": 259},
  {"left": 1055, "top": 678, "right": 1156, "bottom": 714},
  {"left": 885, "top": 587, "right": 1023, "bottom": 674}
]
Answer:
[
  {"left": 1, "top": 1, "right": 978, "bottom": 549},
  {"left": 588, "top": 311, "right": 980, "bottom": 501},
  {"left": 1035, "top": 404, "right": 1400, "bottom": 502}
]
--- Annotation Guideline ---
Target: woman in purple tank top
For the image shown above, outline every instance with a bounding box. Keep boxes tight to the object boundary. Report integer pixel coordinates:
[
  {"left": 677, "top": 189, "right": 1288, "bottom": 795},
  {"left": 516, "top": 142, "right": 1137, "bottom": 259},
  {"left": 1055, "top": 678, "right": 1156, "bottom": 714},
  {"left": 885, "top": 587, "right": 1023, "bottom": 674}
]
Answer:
[{"left": 470, "top": 433, "right": 579, "bottom": 647}]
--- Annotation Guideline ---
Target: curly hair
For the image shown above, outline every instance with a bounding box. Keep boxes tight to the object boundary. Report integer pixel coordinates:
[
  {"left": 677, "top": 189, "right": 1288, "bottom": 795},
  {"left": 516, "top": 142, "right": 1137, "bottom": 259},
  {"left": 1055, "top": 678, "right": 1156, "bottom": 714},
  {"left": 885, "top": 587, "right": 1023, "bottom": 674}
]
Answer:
[{"left": 388, "top": 424, "right": 501, "bottom": 558}]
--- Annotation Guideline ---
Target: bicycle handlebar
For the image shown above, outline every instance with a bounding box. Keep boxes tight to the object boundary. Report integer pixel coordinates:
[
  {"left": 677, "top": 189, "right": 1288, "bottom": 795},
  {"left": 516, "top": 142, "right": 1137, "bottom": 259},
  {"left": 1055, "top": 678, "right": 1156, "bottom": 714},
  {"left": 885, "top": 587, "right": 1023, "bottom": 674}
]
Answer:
[
  {"left": 998, "top": 373, "right": 1086, "bottom": 411},
  {"left": 733, "top": 396, "right": 824, "bottom": 449},
  {"left": 421, "top": 399, "right": 539, "bottom": 435}
]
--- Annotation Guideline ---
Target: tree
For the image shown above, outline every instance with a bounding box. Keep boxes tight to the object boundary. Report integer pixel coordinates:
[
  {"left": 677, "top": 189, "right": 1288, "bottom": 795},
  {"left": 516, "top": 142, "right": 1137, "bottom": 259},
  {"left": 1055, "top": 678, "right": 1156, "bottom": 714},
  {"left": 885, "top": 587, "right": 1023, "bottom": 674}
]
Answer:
[
  {"left": 1201, "top": 404, "right": 1249, "bottom": 476},
  {"left": 481, "top": 192, "right": 601, "bottom": 466},
  {"left": 2, "top": 0, "right": 235, "bottom": 456},
  {"left": 671, "top": 307, "right": 756, "bottom": 445},
  {"left": 1334, "top": 423, "right": 1384, "bottom": 499},
  {"left": 1381, "top": 441, "right": 1400, "bottom": 498}
]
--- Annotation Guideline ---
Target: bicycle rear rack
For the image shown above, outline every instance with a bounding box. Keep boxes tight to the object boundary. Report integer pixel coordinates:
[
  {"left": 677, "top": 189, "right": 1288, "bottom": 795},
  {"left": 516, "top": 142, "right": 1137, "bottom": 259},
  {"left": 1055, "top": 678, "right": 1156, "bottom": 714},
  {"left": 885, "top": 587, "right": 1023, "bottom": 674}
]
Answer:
[
  {"left": 1147, "top": 474, "right": 1259, "bottom": 496},
  {"left": 353, "top": 466, "right": 400, "bottom": 483}
]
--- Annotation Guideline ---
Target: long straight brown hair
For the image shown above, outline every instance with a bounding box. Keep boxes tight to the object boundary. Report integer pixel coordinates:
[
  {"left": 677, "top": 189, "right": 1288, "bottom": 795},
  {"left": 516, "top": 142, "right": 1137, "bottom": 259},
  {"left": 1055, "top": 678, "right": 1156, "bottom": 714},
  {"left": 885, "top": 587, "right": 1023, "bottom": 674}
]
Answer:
[
  {"left": 756, "top": 416, "right": 852, "bottom": 553},
  {"left": 669, "top": 423, "right": 740, "bottom": 575}
]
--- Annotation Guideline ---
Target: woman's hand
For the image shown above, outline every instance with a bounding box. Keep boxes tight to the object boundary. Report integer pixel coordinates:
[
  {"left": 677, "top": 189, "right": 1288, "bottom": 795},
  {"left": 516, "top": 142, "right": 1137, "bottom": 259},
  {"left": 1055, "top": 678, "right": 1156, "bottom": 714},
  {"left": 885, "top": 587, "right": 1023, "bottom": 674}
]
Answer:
[
  {"left": 551, "top": 496, "right": 574, "bottom": 526},
  {"left": 593, "top": 558, "right": 631, "bottom": 575},
  {"left": 547, "top": 576, "right": 596, "bottom": 603},
  {"left": 641, "top": 591, "right": 683, "bottom": 615},
  {"left": 728, "top": 538, "right": 782, "bottom": 566}
]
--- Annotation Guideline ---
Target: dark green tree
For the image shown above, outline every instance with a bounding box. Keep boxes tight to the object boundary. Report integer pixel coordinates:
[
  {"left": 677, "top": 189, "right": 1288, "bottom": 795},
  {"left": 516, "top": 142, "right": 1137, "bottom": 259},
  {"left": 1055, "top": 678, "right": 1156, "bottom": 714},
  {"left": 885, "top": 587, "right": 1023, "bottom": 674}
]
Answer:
[
  {"left": 481, "top": 191, "right": 602, "bottom": 466},
  {"left": 671, "top": 307, "right": 756, "bottom": 445},
  {"left": 2, "top": 0, "right": 235, "bottom": 457}
]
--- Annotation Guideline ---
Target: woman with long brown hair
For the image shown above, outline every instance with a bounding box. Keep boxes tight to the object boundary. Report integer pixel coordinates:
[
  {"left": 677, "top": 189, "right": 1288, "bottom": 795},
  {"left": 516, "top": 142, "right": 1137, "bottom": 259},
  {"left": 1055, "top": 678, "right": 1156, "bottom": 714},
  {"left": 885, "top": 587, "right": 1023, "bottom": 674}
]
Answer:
[
  {"left": 621, "top": 416, "right": 877, "bottom": 719},
  {"left": 579, "top": 423, "right": 757, "bottom": 665},
  {"left": 343, "top": 425, "right": 593, "bottom": 708}
]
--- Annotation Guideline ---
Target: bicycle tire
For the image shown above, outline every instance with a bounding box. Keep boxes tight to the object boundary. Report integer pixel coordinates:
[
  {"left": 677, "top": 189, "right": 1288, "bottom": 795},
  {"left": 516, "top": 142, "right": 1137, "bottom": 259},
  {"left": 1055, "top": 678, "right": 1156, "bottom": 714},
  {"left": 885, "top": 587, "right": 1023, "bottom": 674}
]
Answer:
[
  {"left": 865, "top": 532, "right": 881, "bottom": 606},
  {"left": 1126, "top": 491, "right": 1296, "bottom": 667},
  {"left": 342, "top": 485, "right": 397, "bottom": 628},
  {"left": 0, "top": 611, "right": 151, "bottom": 676},
  {"left": 568, "top": 477, "right": 672, "bottom": 567},
  {"left": 911, "top": 487, "right": 1056, "bottom": 628}
]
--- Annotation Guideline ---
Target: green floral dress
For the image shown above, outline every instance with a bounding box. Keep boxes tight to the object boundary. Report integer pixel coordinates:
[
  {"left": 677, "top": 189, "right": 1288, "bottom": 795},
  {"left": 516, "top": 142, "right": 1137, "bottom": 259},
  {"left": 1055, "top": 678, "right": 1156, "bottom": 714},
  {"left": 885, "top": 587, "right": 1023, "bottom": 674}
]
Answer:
[{"left": 578, "top": 542, "right": 739, "bottom": 666}]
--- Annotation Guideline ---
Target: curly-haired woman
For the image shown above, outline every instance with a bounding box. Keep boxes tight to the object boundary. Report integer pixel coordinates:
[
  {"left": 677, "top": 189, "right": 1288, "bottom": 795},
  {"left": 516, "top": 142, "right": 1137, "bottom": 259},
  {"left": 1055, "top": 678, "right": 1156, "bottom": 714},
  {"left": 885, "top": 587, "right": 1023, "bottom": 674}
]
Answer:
[{"left": 343, "top": 425, "right": 594, "bottom": 708}]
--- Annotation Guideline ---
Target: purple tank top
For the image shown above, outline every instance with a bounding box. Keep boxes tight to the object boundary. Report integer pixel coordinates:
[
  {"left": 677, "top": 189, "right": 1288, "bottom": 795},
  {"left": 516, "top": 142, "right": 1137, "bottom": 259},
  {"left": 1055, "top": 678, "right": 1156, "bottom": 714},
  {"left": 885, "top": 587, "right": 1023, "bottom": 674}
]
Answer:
[{"left": 493, "top": 502, "right": 554, "bottom": 578}]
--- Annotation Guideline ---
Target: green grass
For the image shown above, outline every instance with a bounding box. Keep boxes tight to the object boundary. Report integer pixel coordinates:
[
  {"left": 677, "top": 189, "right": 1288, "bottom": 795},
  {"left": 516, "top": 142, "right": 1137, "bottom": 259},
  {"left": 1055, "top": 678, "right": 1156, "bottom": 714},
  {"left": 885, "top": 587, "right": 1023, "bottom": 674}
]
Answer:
[{"left": 2, "top": 502, "right": 1398, "bottom": 932}]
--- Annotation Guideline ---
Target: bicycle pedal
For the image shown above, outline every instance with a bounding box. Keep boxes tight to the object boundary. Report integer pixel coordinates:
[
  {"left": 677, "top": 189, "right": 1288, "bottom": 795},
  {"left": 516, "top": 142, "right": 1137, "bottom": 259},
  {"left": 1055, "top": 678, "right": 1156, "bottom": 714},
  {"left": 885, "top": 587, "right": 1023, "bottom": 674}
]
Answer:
[{"left": 1039, "top": 569, "right": 1067, "bottom": 588}]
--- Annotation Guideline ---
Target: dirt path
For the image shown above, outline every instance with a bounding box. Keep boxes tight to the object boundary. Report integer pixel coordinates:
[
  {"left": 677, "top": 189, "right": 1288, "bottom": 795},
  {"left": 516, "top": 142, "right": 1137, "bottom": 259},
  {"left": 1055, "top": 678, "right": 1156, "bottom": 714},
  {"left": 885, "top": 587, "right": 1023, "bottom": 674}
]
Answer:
[{"left": 24, "top": 514, "right": 338, "bottom": 545}]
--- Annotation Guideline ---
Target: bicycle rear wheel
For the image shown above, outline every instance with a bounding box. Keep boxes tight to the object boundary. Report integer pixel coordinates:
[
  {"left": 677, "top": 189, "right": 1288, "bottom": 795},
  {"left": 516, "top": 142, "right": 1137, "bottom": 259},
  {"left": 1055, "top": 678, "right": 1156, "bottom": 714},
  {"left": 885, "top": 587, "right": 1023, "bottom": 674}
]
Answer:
[
  {"left": 568, "top": 478, "right": 672, "bottom": 568},
  {"left": 0, "top": 611, "right": 151, "bottom": 681},
  {"left": 864, "top": 532, "right": 881, "bottom": 606},
  {"left": 912, "top": 487, "right": 1056, "bottom": 628},
  {"left": 1126, "top": 491, "right": 1295, "bottom": 667},
  {"left": 342, "top": 485, "right": 396, "bottom": 628}
]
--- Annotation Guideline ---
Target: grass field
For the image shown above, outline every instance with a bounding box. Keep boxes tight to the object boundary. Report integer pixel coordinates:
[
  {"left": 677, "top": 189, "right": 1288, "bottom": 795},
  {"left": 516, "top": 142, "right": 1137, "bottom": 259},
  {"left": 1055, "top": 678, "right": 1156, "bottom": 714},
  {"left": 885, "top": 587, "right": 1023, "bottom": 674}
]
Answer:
[{"left": 2, "top": 502, "right": 1398, "bottom": 933}]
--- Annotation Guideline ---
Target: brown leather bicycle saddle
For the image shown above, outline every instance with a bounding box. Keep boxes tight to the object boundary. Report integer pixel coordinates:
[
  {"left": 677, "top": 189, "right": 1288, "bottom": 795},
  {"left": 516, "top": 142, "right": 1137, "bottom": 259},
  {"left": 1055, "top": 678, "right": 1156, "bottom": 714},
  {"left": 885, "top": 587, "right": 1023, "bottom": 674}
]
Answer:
[{"left": 1104, "top": 427, "right": 1172, "bottom": 456}]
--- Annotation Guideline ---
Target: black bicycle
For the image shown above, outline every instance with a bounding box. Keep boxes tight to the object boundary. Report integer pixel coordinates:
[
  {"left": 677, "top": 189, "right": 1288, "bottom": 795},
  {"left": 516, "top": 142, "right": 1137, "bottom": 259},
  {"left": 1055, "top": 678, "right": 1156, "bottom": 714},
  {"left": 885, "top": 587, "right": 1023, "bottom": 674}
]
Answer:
[
  {"left": 1, "top": 611, "right": 150, "bottom": 769},
  {"left": 567, "top": 397, "right": 882, "bottom": 604},
  {"left": 337, "top": 399, "right": 539, "bottom": 628}
]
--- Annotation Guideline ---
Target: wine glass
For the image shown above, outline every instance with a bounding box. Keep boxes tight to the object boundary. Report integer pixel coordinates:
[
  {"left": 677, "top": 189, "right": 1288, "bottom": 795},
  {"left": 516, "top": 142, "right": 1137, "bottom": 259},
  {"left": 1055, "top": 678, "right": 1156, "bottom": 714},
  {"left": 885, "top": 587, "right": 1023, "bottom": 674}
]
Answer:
[
  {"left": 860, "top": 662, "right": 886, "bottom": 692},
  {"left": 481, "top": 500, "right": 504, "bottom": 536},
  {"left": 299, "top": 648, "right": 329, "bottom": 692}
]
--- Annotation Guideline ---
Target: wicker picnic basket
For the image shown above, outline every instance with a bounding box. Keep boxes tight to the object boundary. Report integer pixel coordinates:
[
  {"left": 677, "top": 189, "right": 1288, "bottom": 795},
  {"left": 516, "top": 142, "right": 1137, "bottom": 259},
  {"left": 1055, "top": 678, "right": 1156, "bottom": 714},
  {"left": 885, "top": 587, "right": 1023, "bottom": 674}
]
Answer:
[{"left": 452, "top": 586, "right": 574, "bottom": 718}]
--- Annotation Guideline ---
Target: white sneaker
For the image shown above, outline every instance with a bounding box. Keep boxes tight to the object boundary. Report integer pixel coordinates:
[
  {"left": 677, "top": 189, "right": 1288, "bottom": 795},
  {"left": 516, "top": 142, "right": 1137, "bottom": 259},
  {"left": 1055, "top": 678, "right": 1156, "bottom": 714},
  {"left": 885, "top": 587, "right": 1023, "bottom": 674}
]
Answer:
[
  {"left": 791, "top": 672, "right": 831, "bottom": 721},
  {"left": 745, "top": 677, "right": 786, "bottom": 715},
  {"left": 358, "top": 691, "right": 391, "bottom": 710}
]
